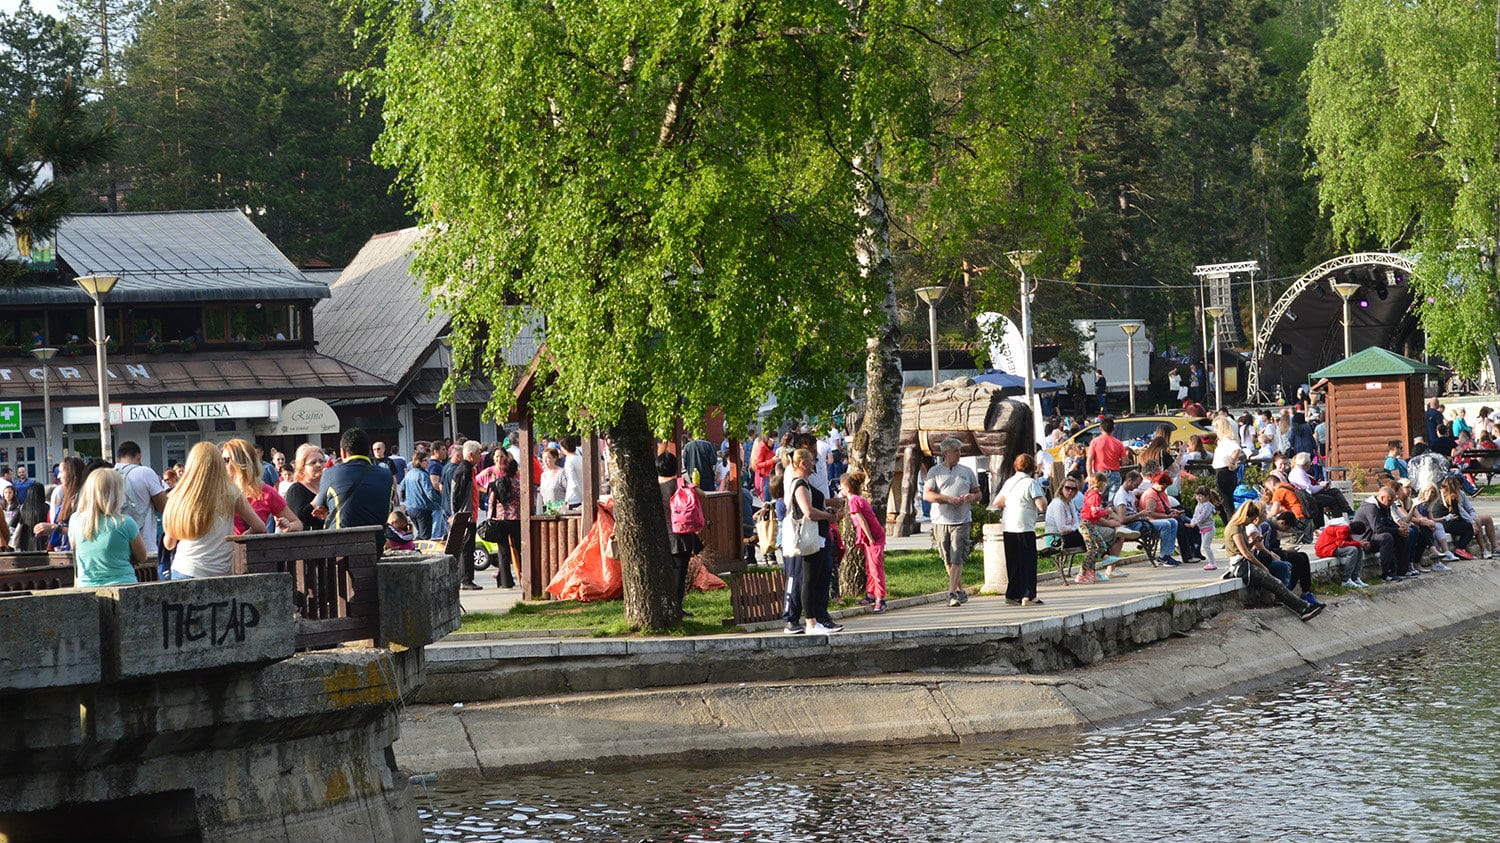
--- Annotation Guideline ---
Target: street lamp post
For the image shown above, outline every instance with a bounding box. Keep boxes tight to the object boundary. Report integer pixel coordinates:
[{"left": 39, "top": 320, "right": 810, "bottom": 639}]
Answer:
[
  {"left": 1120, "top": 323, "right": 1142, "bottom": 415},
  {"left": 914, "top": 286, "right": 944, "bottom": 387},
  {"left": 29, "top": 346, "right": 56, "bottom": 475},
  {"left": 439, "top": 334, "right": 460, "bottom": 438},
  {"left": 1205, "top": 306, "right": 1228, "bottom": 412},
  {"left": 1006, "top": 250, "right": 1040, "bottom": 412},
  {"left": 75, "top": 275, "right": 119, "bottom": 460},
  {"left": 1331, "top": 281, "right": 1362, "bottom": 359}
]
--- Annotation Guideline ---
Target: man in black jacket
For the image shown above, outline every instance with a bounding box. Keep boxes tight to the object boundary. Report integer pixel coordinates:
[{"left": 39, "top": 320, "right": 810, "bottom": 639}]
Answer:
[
  {"left": 1353, "top": 484, "right": 1410, "bottom": 582},
  {"left": 314, "top": 428, "right": 396, "bottom": 530},
  {"left": 448, "top": 440, "right": 482, "bottom": 590}
]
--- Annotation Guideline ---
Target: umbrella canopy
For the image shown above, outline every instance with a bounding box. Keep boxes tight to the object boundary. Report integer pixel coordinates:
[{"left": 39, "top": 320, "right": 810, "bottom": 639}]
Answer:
[{"left": 971, "top": 370, "right": 1064, "bottom": 393}]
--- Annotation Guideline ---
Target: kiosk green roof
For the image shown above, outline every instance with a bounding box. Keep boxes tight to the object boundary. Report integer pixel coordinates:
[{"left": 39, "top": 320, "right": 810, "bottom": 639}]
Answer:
[{"left": 1308, "top": 347, "right": 1440, "bottom": 380}]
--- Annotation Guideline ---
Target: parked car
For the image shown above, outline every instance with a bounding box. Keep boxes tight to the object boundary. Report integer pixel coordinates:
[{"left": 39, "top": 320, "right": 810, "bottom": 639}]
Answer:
[{"left": 1047, "top": 415, "right": 1216, "bottom": 458}]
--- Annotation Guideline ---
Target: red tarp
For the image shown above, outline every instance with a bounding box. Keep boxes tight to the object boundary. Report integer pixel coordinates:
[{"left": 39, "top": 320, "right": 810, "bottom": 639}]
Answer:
[{"left": 545, "top": 504, "right": 726, "bottom": 602}]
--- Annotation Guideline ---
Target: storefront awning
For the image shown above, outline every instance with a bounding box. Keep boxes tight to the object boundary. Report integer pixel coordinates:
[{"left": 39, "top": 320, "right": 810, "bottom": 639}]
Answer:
[{"left": 0, "top": 351, "right": 395, "bottom": 407}]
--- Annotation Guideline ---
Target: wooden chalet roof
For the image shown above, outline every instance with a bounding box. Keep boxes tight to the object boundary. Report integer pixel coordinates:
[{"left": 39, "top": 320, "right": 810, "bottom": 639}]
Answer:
[{"left": 1309, "top": 347, "right": 1440, "bottom": 380}]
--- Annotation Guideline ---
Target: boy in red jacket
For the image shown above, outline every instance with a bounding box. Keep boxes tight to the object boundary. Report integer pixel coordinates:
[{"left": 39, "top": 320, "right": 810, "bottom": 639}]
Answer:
[{"left": 1315, "top": 520, "right": 1369, "bottom": 588}]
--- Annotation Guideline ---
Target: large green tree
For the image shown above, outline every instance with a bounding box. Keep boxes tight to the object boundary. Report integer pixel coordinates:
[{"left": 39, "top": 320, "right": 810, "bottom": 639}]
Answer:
[
  {"left": 105, "top": 0, "right": 408, "bottom": 264},
  {"left": 0, "top": 2, "right": 94, "bottom": 131},
  {"left": 1307, "top": 0, "right": 1500, "bottom": 376},
  {"left": 1069, "top": 0, "right": 1330, "bottom": 358},
  {"left": 353, "top": 0, "right": 885, "bottom": 630},
  {"left": 845, "top": 0, "right": 1109, "bottom": 520}
]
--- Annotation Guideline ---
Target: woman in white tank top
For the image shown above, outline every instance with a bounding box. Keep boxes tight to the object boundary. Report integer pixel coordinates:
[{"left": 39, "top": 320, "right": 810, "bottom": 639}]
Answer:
[{"left": 163, "top": 441, "right": 265, "bottom": 579}]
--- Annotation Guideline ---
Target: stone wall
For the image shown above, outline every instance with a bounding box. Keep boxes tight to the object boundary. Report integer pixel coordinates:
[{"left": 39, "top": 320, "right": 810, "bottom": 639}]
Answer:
[{"left": 0, "top": 553, "right": 459, "bottom": 842}]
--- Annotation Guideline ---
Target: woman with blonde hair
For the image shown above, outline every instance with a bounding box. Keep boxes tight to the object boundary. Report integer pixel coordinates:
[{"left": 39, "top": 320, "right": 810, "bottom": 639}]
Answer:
[
  {"left": 70, "top": 468, "right": 149, "bottom": 587},
  {"left": 221, "top": 438, "right": 302, "bottom": 535},
  {"left": 283, "top": 443, "right": 328, "bottom": 531},
  {"left": 164, "top": 442, "right": 265, "bottom": 579},
  {"left": 1211, "top": 414, "right": 1243, "bottom": 525}
]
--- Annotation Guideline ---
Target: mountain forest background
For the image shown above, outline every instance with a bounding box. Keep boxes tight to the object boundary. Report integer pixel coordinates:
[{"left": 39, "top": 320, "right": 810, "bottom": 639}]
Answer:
[{"left": 1, "top": 0, "right": 1392, "bottom": 360}]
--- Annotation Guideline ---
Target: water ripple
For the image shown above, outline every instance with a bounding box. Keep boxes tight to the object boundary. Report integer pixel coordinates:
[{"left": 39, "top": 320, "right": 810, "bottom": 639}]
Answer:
[{"left": 420, "top": 623, "right": 1500, "bottom": 842}]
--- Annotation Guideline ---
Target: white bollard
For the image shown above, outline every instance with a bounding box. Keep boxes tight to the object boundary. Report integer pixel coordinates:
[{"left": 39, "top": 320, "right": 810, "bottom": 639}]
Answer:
[{"left": 982, "top": 522, "right": 1008, "bottom": 595}]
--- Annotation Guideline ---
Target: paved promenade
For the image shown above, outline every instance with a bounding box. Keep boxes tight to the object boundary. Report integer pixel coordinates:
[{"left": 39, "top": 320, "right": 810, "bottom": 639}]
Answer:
[{"left": 442, "top": 494, "right": 1500, "bottom": 647}]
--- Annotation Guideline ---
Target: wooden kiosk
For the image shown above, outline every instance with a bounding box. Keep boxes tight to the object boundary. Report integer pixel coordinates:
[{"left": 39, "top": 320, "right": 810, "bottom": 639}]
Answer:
[{"left": 1310, "top": 347, "right": 1439, "bottom": 484}]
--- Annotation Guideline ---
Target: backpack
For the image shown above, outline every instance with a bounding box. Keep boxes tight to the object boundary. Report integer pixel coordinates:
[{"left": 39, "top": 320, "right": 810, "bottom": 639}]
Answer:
[
  {"left": 669, "top": 479, "right": 705, "bottom": 534},
  {"left": 115, "top": 463, "right": 147, "bottom": 522}
]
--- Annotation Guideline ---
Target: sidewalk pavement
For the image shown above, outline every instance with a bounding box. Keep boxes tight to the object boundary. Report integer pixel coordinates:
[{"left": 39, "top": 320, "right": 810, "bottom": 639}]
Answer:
[{"left": 450, "top": 494, "right": 1500, "bottom": 638}]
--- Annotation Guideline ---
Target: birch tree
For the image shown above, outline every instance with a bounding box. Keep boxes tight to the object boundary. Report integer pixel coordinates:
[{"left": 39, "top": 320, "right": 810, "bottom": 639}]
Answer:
[{"left": 1307, "top": 0, "right": 1500, "bottom": 375}]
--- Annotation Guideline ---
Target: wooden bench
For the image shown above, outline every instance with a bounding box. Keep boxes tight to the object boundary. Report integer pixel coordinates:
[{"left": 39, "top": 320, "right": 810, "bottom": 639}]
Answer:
[
  {"left": 1037, "top": 533, "right": 1085, "bottom": 585},
  {"left": 1456, "top": 449, "right": 1500, "bottom": 486}
]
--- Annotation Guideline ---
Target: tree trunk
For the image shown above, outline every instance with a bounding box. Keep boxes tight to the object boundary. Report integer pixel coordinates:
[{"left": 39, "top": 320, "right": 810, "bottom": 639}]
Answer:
[
  {"left": 838, "top": 509, "right": 867, "bottom": 599},
  {"left": 608, "top": 399, "right": 680, "bottom": 631},
  {"left": 851, "top": 137, "right": 905, "bottom": 534}
]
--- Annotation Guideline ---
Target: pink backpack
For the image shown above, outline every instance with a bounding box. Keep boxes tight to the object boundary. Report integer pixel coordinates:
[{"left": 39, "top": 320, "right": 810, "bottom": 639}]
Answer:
[{"left": 669, "top": 480, "right": 705, "bottom": 533}]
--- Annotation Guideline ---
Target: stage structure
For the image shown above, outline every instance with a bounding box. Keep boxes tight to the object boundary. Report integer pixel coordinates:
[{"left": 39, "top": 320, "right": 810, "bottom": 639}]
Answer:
[{"left": 1249, "top": 252, "right": 1419, "bottom": 403}]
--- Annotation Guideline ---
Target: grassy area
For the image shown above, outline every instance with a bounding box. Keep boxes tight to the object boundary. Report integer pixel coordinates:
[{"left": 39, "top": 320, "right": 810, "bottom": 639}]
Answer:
[{"left": 459, "top": 548, "right": 995, "bottom": 636}]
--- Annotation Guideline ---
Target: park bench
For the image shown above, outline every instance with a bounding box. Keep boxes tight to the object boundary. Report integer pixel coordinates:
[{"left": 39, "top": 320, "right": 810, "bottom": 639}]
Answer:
[
  {"left": 1037, "top": 533, "right": 1085, "bottom": 585},
  {"left": 1455, "top": 449, "right": 1500, "bottom": 487}
]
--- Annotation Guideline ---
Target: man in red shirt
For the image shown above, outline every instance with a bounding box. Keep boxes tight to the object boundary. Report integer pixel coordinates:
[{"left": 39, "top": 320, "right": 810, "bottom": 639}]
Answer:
[{"left": 1086, "top": 416, "right": 1128, "bottom": 500}]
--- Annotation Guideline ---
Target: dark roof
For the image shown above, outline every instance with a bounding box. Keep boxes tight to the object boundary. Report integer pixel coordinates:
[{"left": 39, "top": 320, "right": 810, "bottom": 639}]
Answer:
[
  {"left": 1308, "top": 347, "right": 1440, "bottom": 380},
  {"left": 2, "top": 209, "right": 328, "bottom": 306},
  {"left": 314, "top": 228, "right": 448, "bottom": 388},
  {"left": 404, "top": 368, "right": 498, "bottom": 406},
  {"left": 0, "top": 350, "right": 393, "bottom": 405}
]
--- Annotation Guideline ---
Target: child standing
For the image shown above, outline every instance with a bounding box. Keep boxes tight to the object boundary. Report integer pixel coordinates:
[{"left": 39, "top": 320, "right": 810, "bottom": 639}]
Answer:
[
  {"left": 841, "top": 471, "right": 888, "bottom": 613},
  {"left": 1192, "top": 487, "right": 1221, "bottom": 570}
]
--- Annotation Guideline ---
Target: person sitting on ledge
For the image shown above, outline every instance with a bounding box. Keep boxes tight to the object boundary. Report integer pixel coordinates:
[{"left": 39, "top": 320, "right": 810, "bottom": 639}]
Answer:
[{"left": 1225, "top": 501, "right": 1323, "bottom": 622}]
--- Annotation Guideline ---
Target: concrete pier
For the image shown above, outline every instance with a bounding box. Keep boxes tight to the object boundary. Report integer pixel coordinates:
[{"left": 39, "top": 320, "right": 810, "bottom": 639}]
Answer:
[
  {"left": 395, "top": 500, "right": 1500, "bottom": 777},
  {"left": 0, "top": 552, "right": 460, "bottom": 842}
]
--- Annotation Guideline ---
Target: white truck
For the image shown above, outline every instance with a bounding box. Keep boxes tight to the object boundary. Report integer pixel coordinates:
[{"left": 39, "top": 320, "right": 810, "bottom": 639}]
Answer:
[{"left": 1072, "top": 319, "right": 1154, "bottom": 396}]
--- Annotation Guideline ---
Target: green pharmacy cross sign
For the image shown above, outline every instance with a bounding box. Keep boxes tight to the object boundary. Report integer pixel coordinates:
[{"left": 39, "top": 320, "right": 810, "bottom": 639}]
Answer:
[{"left": 0, "top": 401, "right": 20, "bottom": 433}]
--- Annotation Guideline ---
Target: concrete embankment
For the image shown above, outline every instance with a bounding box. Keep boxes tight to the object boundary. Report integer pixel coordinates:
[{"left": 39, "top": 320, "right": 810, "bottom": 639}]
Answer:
[{"left": 396, "top": 558, "right": 1500, "bottom": 776}]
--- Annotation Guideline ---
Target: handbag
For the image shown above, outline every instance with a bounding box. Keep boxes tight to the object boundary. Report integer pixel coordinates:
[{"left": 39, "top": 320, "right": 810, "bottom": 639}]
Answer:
[
  {"left": 480, "top": 518, "right": 506, "bottom": 543},
  {"left": 786, "top": 479, "right": 820, "bottom": 557}
]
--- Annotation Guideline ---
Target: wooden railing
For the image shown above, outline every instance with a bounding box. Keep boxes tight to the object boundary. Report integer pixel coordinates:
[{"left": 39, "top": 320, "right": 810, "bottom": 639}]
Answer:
[
  {"left": 522, "top": 515, "right": 582, "bottom": 599},
  {"left": 229, "top": 526, "right": 385, "bottom": 651},
  {"left": 701, "top": 490, "right": 748, "bottom": 574}
]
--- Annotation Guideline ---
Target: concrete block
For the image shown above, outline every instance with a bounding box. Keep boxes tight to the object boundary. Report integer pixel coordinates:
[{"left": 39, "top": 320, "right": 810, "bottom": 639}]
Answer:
[
  {"left": 487, "top": 641, "right": 560, "bottom": 660},
  {"left": 96, "top": 573, "right": 294, "bottom": 679},
  {"left": 627, "top": 638, "right": 694, "bottom": 655},
  {"left": 694, "top": 636, "right": 765, "bottom": 653},
  {"left": 377, "top": 554, "right": 462, "bottom": 648},
  {"left": 0, "top": 590, "right": 102, "bottom": 691},
  {"left": 556, "top": 639, "right": 628, "bottom": 657}
]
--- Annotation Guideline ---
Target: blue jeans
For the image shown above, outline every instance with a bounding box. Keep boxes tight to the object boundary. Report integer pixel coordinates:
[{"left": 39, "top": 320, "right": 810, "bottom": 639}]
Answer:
[
  {"left": 169, "top": 569, "right": 194, "bottom": 580},
  {"left": 429, "top": 510, "right": 449, "bottom": 540},
  {"left": 1146, "top": 517, "right": 1178, "bottom": 557},
  {"left": 408, "top": 507, "right": 434, "bottom": 540}
]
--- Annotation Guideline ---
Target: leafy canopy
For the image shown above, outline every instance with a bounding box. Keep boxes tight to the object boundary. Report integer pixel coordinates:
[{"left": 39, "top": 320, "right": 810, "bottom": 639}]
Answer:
[
  {"left": 1307, "top": 0, "right": 1500, "bottom": 375},
  {"left": 353, "top": 0, "right": 884, "bottom": 435}
]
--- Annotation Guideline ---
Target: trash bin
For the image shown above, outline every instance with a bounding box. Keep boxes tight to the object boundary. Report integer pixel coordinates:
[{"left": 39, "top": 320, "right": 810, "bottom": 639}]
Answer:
[{"left": 982, "top": 522, "right": 1008, "bottom": 595}]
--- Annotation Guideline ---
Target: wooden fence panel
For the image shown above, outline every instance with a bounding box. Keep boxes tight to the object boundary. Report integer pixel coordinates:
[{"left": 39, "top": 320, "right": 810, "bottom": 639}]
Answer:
[
  {"left": 522, "top": 515, "right": 583, "bottom": 599},
  {"left": 229, "top": 526, "right": 385, "bottom": 651}
]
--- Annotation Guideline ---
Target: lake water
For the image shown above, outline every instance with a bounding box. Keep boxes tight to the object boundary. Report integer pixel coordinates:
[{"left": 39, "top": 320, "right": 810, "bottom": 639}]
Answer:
[{"left": 417, "top": 621, "right": 1500, "bottom": 841}]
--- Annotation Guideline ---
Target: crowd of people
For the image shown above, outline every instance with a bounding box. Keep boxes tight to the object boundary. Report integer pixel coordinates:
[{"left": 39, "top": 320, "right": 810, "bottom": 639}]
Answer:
[{"left": 5, "top": 392, "right": 1493, "bottom": 629}]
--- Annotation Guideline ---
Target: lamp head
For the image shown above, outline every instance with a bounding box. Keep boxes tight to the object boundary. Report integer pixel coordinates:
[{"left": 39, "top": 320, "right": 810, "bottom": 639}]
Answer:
[
  {"left": 1120, "top": 322, "right": 1142, "bottom": 336},
  {"left": 30, "top": 346, "right": 57, "bottom": 361},
  {"left": 1006, "top": 250, "right": 1040, "bottom": 270},
  {"left": 1331, "top": 281, "right": 1362, "bottom": 301},
  {"left": 75, "top": 274, "right": 119, "bottom": 298},
  {"left": 1205, "top": 306, "right": 1228, "bottom": 319},
  {"left": 914, "top": 285, "right": 945, "bottom": 306}
]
